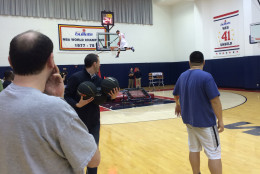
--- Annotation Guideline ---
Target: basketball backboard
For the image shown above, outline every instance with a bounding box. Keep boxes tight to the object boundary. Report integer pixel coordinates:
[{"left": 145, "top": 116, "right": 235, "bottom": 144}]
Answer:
[
  {"left": 250, "top": 23, "right": 260, "bottom": 44},
  {"left": 96, "top": 32, "right": 119, "bottom": 51},
  {"left": 96, "top": 32, "right": 126, "bottom": 51}
]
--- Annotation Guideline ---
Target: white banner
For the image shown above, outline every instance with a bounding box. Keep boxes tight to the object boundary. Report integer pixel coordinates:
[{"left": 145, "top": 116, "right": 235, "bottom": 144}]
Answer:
[
  {"left": 213, "top": 10, "right": 240, "bottom": 57},
  {"left": 58, "top": 25, "right": 106, "bottom": 51}
]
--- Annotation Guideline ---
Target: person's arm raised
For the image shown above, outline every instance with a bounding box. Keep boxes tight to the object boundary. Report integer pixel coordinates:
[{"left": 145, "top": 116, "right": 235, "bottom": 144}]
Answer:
[{"left": 44, "top": 65, "right": 64, "bottom": 98}]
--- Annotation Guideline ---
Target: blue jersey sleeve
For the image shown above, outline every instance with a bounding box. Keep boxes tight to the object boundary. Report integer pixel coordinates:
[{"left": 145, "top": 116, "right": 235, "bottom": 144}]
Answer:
[
  {"left": 173, "top": 78, "right": 180, "bottom": 96},
  {"left": 204, "top": 76, "right": 220, "bottom": 100}
]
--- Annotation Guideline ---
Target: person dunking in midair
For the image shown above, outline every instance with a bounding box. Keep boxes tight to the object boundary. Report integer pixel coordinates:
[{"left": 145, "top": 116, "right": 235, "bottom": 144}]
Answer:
[{"left": 115, "top": 30, "right": 135, "bottom": 58}]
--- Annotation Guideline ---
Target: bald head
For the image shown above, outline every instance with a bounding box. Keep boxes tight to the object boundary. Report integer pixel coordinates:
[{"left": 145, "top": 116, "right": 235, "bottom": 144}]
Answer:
[{"left": 9, "top": 30, "right": 53, "bottom": 75}]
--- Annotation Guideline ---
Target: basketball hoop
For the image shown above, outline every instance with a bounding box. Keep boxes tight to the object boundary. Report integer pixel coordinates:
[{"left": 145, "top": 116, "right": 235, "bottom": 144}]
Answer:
[{"left": 110, "top": 46, "right": 118, "bottom": 56}]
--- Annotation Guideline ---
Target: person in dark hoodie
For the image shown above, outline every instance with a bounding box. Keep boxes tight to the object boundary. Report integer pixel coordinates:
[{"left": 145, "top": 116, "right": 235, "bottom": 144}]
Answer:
[{"left": 64, "top": 53, "right": 119, "bottom": 174}]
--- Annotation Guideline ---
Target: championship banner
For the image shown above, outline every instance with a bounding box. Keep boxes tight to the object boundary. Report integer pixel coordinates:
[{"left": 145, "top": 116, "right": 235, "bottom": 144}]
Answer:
[
  {"left": 213, "top": 10, "right": 240, "bottom": 57},
  {"left": 58, "top": 24, "right": 106, "bottom": 51}
]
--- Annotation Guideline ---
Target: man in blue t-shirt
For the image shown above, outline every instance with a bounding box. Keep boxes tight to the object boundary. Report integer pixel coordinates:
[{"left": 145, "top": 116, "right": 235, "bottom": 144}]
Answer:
[{"left": 173, "top": 51, "right": 224, "bottom": 174}]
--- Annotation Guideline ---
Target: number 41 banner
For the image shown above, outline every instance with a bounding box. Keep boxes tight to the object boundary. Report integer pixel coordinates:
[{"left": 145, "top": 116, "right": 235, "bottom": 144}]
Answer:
[{"left": 213, "top": 10, "right": 240, "bottom": 57}]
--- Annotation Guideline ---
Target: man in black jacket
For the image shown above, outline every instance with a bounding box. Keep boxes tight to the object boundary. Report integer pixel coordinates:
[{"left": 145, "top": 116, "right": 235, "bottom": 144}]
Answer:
[{"left": 64, "top": 53, "right": 119, "bottom": 174}]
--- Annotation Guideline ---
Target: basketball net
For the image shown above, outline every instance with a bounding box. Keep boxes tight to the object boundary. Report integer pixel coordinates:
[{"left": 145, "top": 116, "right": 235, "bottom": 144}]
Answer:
[{"left": 110, "top": 46, "right": 118, "bottom": 56}]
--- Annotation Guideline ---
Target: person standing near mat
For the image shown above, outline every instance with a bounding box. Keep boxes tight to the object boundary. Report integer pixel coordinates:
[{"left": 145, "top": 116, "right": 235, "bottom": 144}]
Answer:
[
  {"left": 61, "top": 67, "right": 68, "bottom": 85},
  {"left": 0, "top": 79, "right": 3, "bottom": 92},
  {"left": 128, "top": 68, "right": 134, "bottom": 88},
  {"left": 134, "top": 67, "right": 142, "bottom": 88},
  {"left": 64, "top": 53, "right": 119, "bottom": 174},
  {"left": 115, "top": 30, "right": 135, "bottom": 58},
  {"left": 0, "top": 30, "right": 100, "bottom": 174},
  {"left": 3, "top": 70, "right": 14, "bottom": 88},
  {"left": 173, "top": 51, "right": 224, "bottom": 174}
]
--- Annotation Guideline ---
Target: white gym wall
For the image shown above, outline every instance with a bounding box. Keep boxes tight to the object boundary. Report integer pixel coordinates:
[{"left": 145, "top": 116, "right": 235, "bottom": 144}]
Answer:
[
  {"left": 0, "top": 0, "right": 259, "bottom": 67},
  {"left": 0, "top": 2, "right": 174, "bottom": 65},
  {"left": 170, "top": 0, "right": 260, "bottom": 61}
]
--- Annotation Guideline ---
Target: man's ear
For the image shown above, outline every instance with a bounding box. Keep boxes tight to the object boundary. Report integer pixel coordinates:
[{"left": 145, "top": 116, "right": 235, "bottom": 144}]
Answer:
[
  {"left": 8, "top": 56, "right": 13, "bottom": 68},
  {"left": 47, "top": 53, "right": 55, "bottom": 69},
  {"left": 93, "top": 61, "right": 97, "bottom": 67}
]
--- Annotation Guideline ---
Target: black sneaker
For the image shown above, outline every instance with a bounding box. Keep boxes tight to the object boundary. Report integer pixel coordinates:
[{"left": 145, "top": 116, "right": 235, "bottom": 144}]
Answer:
[{"left": 131, "top": 47, "right": 135, "bottom": 52}]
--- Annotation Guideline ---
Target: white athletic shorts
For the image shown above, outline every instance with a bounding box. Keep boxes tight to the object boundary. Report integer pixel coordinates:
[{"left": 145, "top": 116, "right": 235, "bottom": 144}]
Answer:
[
  {"left": 186, "top": 124, "right": 221, "bottom": 159},
  {"left": 119, "top": 40, "right": 128, "bottom": 49}
]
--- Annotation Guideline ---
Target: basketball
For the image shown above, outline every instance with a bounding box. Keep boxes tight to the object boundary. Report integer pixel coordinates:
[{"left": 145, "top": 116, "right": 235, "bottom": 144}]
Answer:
[
  {"left": 101, "top": 77, "right": 119, "bottom": 95},
  {"left": 77, "top": 81, "right": 97, "bottom": 100},
  {"left": 93, "top": 89, "right": 107, "bottom": 105}
]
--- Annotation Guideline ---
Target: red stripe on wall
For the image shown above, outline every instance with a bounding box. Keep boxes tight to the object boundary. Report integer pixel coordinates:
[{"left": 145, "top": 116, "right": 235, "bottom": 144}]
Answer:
[
  {"left": 214, "top": 45, "right": 240, "bottom": 50},
  {"left": 213, "top": 10, "right": 239, "bottom": 19}
]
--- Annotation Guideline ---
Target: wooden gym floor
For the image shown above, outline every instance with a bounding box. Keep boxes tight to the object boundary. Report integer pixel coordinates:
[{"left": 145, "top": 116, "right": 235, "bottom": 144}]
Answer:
[{"left": 98, "top": 86, "right": 260, "bottom": 174}]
